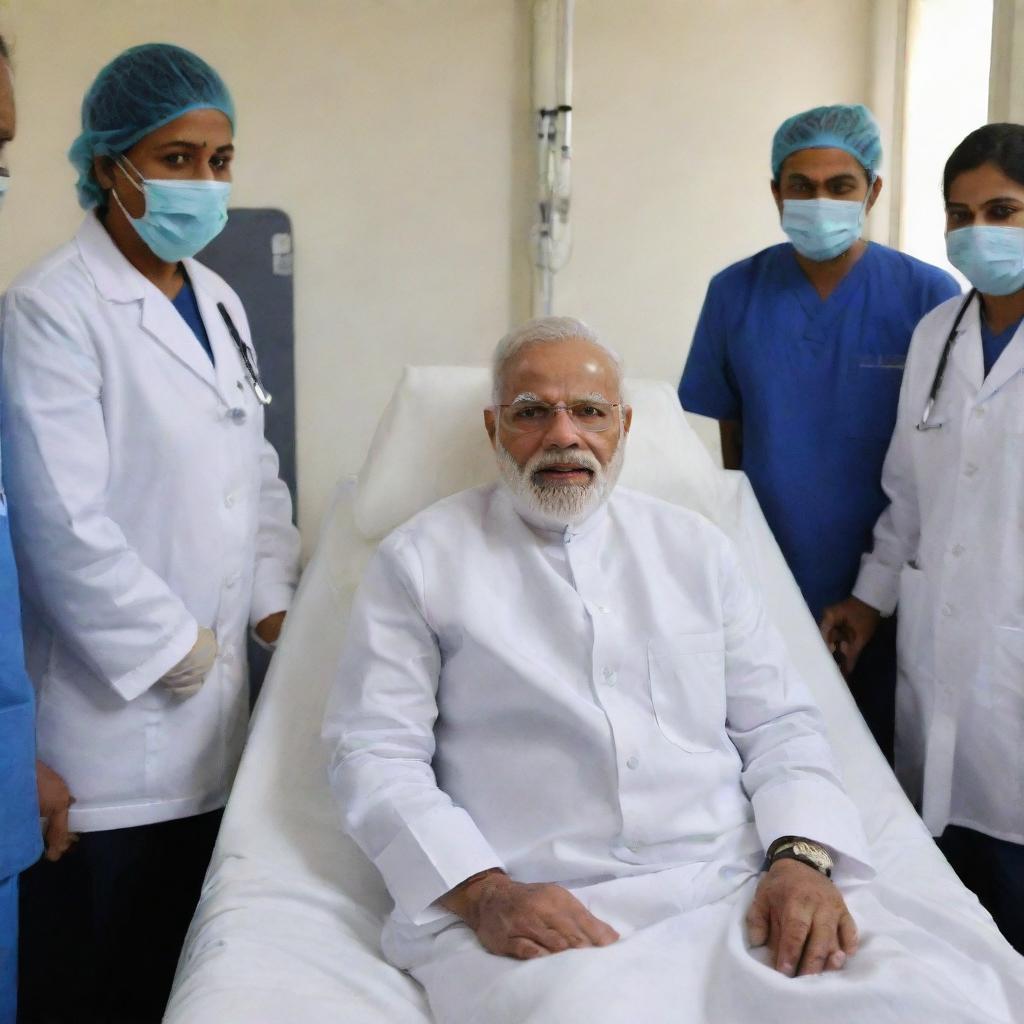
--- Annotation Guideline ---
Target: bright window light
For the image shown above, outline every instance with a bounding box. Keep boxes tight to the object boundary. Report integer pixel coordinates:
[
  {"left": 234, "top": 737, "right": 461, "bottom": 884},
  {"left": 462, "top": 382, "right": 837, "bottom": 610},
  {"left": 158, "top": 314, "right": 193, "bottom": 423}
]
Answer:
[{"left": 900, "top": 0, "right": 993, "bottom": 284}]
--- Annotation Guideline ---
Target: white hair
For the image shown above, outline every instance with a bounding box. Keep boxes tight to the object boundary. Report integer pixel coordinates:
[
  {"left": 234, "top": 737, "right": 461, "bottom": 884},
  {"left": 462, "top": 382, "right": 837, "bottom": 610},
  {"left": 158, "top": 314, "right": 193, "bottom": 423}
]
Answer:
[{"left": 491, "top": 316, "right": 624, "bottom": 404}]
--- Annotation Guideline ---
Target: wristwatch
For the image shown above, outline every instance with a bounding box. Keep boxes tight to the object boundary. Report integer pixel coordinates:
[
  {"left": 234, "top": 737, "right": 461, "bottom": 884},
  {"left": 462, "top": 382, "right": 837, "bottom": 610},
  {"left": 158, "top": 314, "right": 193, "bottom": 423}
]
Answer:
[{"left": 765, "top": 835, "right": 834, "bottom": 878}]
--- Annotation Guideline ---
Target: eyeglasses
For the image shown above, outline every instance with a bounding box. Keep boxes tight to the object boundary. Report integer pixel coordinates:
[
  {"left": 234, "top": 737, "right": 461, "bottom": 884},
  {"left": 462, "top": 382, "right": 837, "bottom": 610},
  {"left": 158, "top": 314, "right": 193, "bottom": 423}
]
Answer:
[{"left": 497, "top": 400, "right": 620, "bottom": 434}]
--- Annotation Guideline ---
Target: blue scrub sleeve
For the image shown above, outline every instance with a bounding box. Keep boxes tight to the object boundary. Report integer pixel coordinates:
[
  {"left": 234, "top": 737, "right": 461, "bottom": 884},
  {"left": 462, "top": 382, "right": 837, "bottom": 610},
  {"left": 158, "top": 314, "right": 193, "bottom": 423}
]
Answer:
[
  {"left": 678, "top": 279, "right": 742, "bottom": 421},
  {"left": 925, "top": 269, "right": 961, "bottom": 311}
]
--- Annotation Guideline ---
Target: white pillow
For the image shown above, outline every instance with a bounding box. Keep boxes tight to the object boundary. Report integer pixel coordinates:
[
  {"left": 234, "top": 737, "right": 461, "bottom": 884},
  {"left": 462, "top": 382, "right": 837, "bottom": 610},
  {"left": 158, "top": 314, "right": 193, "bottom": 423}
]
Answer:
[{"left": 352, "top": 365, "right": 721, "bottom": 540}]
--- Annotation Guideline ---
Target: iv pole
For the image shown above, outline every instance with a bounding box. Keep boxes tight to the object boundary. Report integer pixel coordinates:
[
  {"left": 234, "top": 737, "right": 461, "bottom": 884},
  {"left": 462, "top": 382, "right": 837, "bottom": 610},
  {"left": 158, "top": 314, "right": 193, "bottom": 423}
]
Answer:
[{"left": 532, "top": 0, "right": 574, "bottom": 317}]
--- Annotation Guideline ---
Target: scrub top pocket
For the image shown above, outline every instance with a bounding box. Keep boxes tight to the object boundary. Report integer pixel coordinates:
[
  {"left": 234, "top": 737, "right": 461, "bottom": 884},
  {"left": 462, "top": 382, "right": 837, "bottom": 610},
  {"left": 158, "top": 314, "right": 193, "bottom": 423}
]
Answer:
[
  {"left": 843, "top": 355, "right": 906, "bottom": 440},
  {"left": 647, "top": 632, "right": 726, "bottom": 753}
]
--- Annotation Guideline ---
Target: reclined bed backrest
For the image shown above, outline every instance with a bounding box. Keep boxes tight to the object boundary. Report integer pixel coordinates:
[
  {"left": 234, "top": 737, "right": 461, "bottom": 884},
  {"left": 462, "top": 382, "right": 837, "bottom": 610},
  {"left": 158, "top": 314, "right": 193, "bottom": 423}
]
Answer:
[{"left": 352, "top": 365, "right": 721, "bottom": 541}]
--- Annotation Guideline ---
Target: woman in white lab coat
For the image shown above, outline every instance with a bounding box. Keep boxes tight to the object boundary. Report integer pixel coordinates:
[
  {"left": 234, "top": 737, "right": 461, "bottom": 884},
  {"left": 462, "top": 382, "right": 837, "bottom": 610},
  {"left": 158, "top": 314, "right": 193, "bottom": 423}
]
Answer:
[
  {"left": 821, "top": 123, "right": 1024, "bottom": 954},
  {"left": 1, "top": 44, "right": 300, "bottom": 1021}
]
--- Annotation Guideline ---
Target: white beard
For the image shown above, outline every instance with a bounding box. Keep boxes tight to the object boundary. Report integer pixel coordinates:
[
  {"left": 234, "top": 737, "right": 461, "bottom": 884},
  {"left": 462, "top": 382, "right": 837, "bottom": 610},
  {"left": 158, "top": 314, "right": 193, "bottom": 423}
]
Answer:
[{"left": 495, "top": 435, "right": 626, "bottom": 527}]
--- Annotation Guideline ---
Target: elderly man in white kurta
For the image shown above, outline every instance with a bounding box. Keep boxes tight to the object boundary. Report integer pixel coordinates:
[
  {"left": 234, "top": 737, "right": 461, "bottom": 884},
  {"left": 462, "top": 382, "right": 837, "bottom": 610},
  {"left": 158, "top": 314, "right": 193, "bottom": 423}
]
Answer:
[{"left": 324, "top": 318, "right": 1006, "bottom": 1024}]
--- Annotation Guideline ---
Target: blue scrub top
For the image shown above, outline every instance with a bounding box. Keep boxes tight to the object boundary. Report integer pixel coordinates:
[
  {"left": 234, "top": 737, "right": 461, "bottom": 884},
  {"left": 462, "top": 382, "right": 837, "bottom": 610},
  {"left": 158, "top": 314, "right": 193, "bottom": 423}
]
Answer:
[
  {"left": 980, "top": 315, "right": 1022, "bottom": 378},
  {"left": 171, "top": 272, "right": 215, "bottom": 364},
  {"left": 679, "top": 242, "right": 959, "bottom": 620},
  {"left": 0, "top": 444, "right": 42, "bottom": 879}
]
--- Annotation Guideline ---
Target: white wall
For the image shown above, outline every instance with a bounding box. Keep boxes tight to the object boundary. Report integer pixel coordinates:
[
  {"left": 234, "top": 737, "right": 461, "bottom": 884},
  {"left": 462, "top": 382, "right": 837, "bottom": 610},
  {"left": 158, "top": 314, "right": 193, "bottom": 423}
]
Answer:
[{"left": 0, "top": 0, "right": 873, "bottom": 555}]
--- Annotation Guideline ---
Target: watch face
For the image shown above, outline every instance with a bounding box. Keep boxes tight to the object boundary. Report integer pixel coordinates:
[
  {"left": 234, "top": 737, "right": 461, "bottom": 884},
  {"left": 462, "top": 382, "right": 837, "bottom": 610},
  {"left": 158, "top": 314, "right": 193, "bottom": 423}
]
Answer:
[{"left": 792, "top": 841, "right": 833, "bottom": 870}]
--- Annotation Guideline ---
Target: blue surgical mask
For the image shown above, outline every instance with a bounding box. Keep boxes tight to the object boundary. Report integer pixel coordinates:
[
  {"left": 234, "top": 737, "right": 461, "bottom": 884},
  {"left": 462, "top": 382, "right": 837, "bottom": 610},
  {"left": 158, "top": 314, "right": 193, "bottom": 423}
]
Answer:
[
  {"left": 0, "top": 173, "right": 8, "bottom": 214},
  {"left": 112, "top": 156, "right": 230, "bottom": 262},
  {"left": 945, "top": 226, "right": 1024, "bottom": 296},
  {"left": 782, "top": 197, "right": 866, "bottom": 262}
]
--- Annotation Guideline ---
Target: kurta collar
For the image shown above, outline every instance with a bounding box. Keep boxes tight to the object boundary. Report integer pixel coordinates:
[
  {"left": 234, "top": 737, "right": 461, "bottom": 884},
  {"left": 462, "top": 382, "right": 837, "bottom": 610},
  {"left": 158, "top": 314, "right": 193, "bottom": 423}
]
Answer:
[{"left": 496, "top": 484, "right": 611, "bottom": 543}]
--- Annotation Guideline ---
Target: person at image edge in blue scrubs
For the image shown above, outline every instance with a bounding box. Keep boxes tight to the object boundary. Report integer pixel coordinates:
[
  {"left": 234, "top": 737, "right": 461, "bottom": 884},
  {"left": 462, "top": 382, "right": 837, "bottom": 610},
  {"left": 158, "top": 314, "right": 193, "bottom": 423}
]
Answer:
[
  {"left": 0, "top": 33, "right": 75, "bottom": 1024},
  {"left": 678, "top": 105, "right": 959, "bottom": 763}
]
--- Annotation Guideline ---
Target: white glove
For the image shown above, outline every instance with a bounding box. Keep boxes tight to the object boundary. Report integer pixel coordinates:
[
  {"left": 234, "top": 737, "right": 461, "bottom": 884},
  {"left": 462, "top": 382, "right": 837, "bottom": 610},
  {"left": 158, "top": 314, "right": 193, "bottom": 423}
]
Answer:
[{"left": 161, "top": 627, "right": 218, "bottom": 698}]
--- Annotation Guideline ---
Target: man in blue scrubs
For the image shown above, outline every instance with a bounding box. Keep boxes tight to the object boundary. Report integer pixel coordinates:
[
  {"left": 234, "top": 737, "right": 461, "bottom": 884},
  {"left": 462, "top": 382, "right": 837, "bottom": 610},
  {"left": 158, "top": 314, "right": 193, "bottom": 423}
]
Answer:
[
  {"left": 678, "top": 105, "right": 959, "bottom": 762},
  {"left": 0, "top": 35, "right": 75, "bottom": 1024}
]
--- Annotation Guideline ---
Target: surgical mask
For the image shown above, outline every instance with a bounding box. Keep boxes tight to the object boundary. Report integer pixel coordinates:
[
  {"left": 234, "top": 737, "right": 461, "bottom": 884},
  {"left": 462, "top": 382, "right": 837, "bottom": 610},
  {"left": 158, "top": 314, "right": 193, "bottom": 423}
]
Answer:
[
  {"left": 112, "top": 156, "right": 230, "bottom": 262},
  {"left": 945, "top": 226, "right": 1024, "bottom": 296},
  {"left": 0, "top": 173, "right": 8, "bottom": 213},
  {"left": 782, "top": 197, "right": 866, "bottom": 262}
]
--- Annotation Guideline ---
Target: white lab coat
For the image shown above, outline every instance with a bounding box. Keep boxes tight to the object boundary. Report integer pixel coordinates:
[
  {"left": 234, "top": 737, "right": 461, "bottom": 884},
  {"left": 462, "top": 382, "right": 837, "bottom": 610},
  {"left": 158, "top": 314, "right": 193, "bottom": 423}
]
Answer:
[
  {"left": 854, "top": 291, "right": 1024, "bottom": 844},
  {"left": 0, "top": 213, "right": 301, "bottom": 832},
  {"left": 324, "top": 483, "right": 872, "bottom": 962}
]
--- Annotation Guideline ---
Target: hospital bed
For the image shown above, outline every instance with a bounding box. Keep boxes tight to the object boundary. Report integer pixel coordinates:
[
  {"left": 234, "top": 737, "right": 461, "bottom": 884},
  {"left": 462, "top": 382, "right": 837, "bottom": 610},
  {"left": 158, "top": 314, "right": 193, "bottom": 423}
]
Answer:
[{"left": 164, "top": 368, "right": 1024, "bottom": 1023}]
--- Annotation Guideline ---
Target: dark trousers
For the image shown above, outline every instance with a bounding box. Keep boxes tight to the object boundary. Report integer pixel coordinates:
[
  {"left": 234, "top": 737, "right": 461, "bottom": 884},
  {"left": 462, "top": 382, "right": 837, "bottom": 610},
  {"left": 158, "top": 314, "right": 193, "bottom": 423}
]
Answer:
[
  {"left": 845, "top": 613, "right": 897, "bottom": 765},
  {"left": 18, "top": 809, "right": 221, "bottom": 1024},
  {"left": 938, "top": 824, "right": 1024, "bottom": 955},
  {"left": 1, "top": 875, "right": 16, "bottom": 1024}
]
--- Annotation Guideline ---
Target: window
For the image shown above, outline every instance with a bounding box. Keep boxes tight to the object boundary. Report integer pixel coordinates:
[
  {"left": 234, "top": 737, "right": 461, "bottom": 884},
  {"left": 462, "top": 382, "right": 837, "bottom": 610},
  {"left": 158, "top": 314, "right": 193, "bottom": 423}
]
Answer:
[{"left": 899, "top": 0, "right": 993, "bottom": 282}]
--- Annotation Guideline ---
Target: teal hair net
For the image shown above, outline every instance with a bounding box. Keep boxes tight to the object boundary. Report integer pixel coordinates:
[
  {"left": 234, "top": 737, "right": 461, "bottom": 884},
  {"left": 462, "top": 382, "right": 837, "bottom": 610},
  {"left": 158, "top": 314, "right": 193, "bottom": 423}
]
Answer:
[
  {"left": 771, "top": 104, "right": 881, "bottom": 181},
  {"left": 69, "top": 43, "right": 235, "bottom": 210}
]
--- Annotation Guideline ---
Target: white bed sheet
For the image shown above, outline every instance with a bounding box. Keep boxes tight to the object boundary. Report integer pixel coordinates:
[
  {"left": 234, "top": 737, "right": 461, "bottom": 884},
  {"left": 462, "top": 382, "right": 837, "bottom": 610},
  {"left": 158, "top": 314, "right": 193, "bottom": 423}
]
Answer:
[{"left": 165, "top": 424, "right": 1023, "bottom": 1024}]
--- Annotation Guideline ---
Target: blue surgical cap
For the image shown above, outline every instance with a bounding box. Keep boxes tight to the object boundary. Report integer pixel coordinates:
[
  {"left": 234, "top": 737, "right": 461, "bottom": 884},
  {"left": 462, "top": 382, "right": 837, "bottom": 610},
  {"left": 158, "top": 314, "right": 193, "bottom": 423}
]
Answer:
[
  {"left": 771, "top": 104, "right": 882, "bottom": 182},
  {"left": 69, "top": 43, "right": 235, "bottom": 209}
]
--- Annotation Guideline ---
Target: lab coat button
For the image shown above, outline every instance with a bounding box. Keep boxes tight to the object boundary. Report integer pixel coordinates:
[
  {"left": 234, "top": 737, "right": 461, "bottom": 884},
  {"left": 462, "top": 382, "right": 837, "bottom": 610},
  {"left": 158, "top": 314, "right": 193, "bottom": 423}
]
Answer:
[
  {"left": 963, "top": 463, "right": 979, "bottom": 478},
  {"left": 602, "top": 667, "right": 617, "bottom": 685},
  {"left": 227, "top": 407, "right": 247, "bottom": 424},
  {"left": 941, "top": 603, "right": 954, "bottom": 618},
  {"left": 974, "top": 406, "right": 986, "bottom": 418},
  {"left": 225, "top": 572, "right": 240, "bottom": 588},
  {"left": 596, "top": 604, "right": 610, "bottom": 614},
  {"left": 626, "top": 840, "right": 641, "bottom": 853},
  {"left": 951, "top": 543, "right": 965, "bottom": 558},
  {"left": 224, "top": 493, "right": 236, "bottom": 508},
  {"left": 626, "top": 756, "right": 639, "bottom": 770}
]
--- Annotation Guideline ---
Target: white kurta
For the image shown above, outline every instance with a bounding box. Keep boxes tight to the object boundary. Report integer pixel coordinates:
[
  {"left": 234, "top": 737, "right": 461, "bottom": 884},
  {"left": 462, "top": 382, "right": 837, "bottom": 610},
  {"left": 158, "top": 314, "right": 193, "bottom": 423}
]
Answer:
[
  {"left": 854, "top": 292, "right": 1024, "bottom": 844},
  {"left": 0, "top": 213, "right": 301, "bottom": 832},
  {"left": 324, "top": 484, "right": 873, "bottom": 955}
]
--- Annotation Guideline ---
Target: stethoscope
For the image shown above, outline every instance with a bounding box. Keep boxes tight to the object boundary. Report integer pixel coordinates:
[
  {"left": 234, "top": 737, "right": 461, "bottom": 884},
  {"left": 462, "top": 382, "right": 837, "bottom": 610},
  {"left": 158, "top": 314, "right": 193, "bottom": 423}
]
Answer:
[
  {"left": 916, "top": 288, "right": 977, "bottom": 431},
  {"left": 217, "top": 302, "right": 272, "bottom": 406}
]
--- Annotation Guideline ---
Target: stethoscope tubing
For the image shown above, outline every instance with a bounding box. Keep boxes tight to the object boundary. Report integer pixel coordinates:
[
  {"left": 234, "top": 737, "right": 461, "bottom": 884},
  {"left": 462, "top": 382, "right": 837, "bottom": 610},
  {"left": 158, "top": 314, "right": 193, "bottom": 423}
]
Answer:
[
  {"left": 917, "top": 288, "right": 977, "bottom": 431},
  {"left": 217, "top": 301, "right": 272, "bottom": 406}
]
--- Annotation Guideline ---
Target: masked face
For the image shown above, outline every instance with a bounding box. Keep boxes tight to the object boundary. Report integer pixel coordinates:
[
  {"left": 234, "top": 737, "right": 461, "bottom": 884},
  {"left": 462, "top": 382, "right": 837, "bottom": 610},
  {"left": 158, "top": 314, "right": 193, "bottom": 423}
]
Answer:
[
  {"left": 112, "top": 154, "right": 230, "bottom": 262},
  {"left": 945, "top": 161, "right": 1024, "bottom": 296},
  {"left": 772, "top": 147, "right": 878, "bottom": 262},
  {"left": 781, "top": 197, "right": 867, "bottom": 262},
  {"left": 103, "top": 107, "right": 234, "bottom": 263}
]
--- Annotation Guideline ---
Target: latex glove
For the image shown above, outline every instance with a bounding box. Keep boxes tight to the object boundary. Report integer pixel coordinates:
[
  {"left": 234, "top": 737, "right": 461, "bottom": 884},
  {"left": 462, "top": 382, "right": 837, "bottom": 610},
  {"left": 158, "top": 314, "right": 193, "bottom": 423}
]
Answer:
[
  {"left": 37, "top": 760, "right": 77, "bottom": 862},
  {"left": 161, "top": 627, "right": 218, "bottom": 698},
  {"left": 439, "top": 869, "right": 620, "bottom": 959},
  {"left": 746, "top": 858, "right": 858, "bottom": 977}
]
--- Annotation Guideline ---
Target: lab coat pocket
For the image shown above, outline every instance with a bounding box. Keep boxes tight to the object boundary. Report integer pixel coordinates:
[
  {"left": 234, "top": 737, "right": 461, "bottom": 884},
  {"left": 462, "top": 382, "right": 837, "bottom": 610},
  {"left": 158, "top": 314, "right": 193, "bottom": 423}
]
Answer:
[
  {"left": 843, "top": 357, "right": 905, "bottom": 440},
  {"left": 991, "top": 625, "right": 1024, "bottom": 703},
  {"left": 647, "top": 631, "right": 726, "bottom": 753}
]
